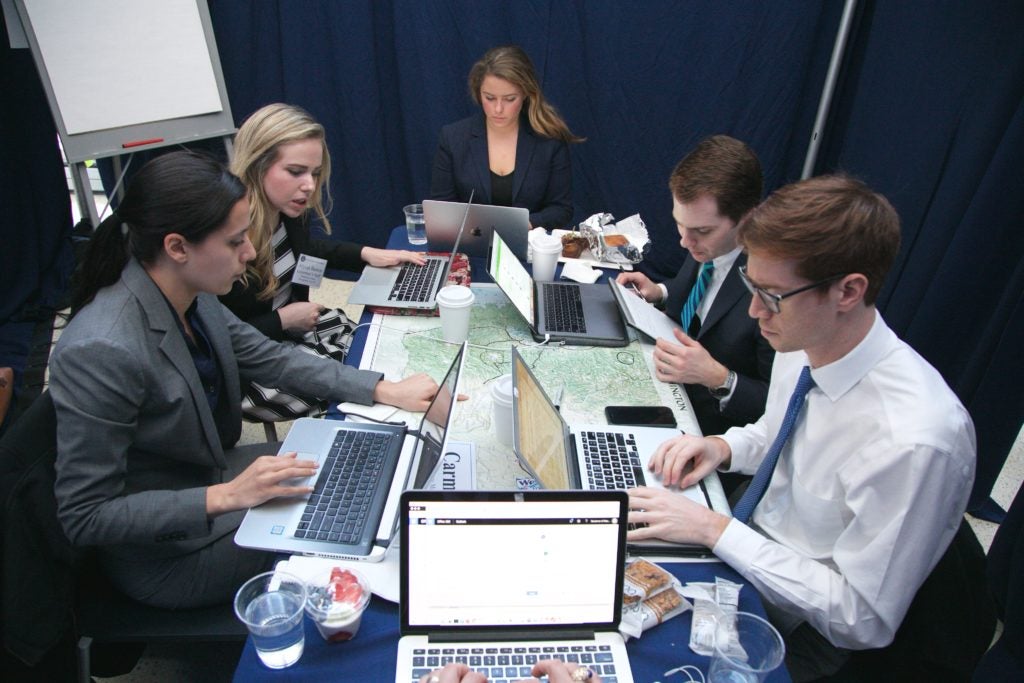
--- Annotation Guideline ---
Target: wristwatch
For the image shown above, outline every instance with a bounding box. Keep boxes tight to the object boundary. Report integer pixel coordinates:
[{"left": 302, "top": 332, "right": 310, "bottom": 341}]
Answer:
[{"left": 708, "top": 370, "right": 736, "bottom": 398}]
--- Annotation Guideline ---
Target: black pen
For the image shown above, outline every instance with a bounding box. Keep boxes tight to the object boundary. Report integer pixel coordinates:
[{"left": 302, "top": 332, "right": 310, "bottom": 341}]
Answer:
[{"left": 630, "top": 283, "right": 647, "bottom": 302}]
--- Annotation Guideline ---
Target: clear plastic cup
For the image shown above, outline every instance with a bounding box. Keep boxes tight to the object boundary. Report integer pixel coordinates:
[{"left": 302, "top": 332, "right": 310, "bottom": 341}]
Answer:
[
  {"left": 404, "top": 204, "right": 427, "bottom": 245},
  {"left": 234, "top": 571, "right": 307, "bottom": 669},
  {"left": 304, "top": 567, "right": 372, "bottom": 642}
]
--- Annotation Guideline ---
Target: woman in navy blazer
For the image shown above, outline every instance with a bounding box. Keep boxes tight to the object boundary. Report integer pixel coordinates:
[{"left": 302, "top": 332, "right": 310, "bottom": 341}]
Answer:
[{"left": 430, "top": 45, "right": 582, "bottom": 229}]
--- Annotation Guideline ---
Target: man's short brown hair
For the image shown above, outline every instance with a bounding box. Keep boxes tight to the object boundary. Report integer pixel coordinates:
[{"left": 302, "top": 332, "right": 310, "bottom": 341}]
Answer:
[
  {"left": 737, "top": 174, "right": 901, "bottom": 305},
  {"left": 668, "top": 135, "right": 763, "bottom": 223}
]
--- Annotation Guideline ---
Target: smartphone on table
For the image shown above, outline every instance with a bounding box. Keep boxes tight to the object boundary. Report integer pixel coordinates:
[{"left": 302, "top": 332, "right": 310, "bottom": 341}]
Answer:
[{"left": 604, "top": 405, "right": 678, "bottom": 428}]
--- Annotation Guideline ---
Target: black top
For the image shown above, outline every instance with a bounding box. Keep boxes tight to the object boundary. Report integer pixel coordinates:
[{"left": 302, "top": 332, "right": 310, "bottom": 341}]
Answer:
[{"left": 490, "top": 169, "right": 514, "bottom": 206}]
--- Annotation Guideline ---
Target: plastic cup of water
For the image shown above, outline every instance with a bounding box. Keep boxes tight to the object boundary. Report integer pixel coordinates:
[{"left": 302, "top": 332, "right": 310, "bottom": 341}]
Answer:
[
  {"left": 404, "top": 203, "right": 427, "bottom": 245},
  {"left": 234, "top": 570, "right": 308, "bottom": 669}
]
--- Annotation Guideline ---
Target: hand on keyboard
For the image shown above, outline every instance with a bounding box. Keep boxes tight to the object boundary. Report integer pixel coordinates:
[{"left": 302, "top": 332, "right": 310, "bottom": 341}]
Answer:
[{"left": 206, "top": 451, "right": 319, "bottom": 515}]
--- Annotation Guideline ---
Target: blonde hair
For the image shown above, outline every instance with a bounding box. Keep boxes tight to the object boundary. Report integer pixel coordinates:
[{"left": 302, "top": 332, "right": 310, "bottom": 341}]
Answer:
[
  {"left": 231, "top": 103, "right": 333, "bottom": 299},
  {"left": 468, "top": 45, "right": 583, "bottom": 144}
]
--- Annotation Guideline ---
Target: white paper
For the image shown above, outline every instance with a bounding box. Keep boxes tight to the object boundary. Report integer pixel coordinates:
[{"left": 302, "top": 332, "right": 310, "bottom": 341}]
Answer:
[
  {"left": 423, "top": 440, "right": 475, "bottom": 490},
  {"left": 611, "top": 280, "right": 683, "bottom": 341},
  {"left": 23, "top": 0, "right": 222, "bottom": 135}
]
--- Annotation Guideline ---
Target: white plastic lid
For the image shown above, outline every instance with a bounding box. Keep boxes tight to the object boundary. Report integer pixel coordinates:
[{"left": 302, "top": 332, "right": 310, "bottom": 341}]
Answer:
[
  {"left": 490, "top": 374, "right": 515, "bottom": 406},
  {"left": 436, "top": 285, "right": 475, "bottom": 308},
  {"left": 529, "top": 231, "right": 563, "bottom": 253}
]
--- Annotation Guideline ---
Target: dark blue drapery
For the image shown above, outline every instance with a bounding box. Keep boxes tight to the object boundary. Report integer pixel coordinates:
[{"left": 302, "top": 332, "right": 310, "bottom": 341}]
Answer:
[{"left": 2, "top": 1, "right": 1021, "bottom": 509}]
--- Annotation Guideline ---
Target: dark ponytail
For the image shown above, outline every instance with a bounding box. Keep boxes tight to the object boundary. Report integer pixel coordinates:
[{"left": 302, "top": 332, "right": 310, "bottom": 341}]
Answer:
[{"left": 70, "top": 151, "right": 246, "bottom": 316}]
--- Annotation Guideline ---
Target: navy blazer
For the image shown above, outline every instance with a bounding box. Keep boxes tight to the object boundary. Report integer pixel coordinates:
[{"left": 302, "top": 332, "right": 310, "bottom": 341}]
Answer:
[
  {"left": 219, "top": 214, "right": 365, "bottom": 341},
  {"left": 662, "top": 253, "right": 774, "bottom": 436},
  {"left": 430, "top": 114, "right": 573, "bottom": 229}
]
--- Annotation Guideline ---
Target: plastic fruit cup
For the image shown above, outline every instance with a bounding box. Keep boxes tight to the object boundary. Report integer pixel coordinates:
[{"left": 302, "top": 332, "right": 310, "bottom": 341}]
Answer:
[{"left": 304, "top": 567, "right": 372, "bottom": 642}]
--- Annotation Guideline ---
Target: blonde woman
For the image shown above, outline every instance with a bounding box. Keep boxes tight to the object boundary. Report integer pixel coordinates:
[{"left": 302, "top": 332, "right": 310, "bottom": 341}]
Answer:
[
  {"left": 221, "top": 103, "right": 424, "bottom": 420},
  {"left": 430, "top": 45, "right": 583, "bottom": 229}
]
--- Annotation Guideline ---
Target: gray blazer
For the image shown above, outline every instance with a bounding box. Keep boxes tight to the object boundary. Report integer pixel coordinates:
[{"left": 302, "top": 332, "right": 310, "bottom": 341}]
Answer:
[{"left": 50, "top": 259, "right": 382, "bottom": 561}]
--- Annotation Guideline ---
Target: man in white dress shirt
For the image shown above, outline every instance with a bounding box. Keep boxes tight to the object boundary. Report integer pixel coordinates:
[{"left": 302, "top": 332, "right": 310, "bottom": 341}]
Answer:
[{"left": 627, "top": 175, "right": 976, "bottom": 680}]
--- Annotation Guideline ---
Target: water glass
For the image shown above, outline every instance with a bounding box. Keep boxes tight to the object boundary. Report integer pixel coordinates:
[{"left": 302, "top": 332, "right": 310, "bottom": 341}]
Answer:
[{"left": 234, "top": 570, "right": 308, "bottom": 669}]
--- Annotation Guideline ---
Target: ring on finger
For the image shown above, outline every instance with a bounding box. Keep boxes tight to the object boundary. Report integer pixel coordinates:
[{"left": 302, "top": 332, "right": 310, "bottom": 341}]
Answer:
[{"left": 571, "top": 667, "right": 594, "bottom": 681}]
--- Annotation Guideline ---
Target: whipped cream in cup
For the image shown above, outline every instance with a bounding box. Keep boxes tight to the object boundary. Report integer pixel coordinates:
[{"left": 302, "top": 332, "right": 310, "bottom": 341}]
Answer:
[{"left": 304, "top": 567, "right": 372, "bottom": 642}]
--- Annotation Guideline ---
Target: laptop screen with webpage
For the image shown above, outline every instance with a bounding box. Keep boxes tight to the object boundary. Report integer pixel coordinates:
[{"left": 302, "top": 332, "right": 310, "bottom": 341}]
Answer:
[
  {"left": 488, "top": 230, "right": 535, "bottom": 324},
  {"left": 400, "top": 491, "right": 627, "bottom": 635}
]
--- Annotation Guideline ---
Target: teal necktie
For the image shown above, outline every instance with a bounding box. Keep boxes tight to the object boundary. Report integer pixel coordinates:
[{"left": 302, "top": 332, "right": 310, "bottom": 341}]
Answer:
[{"left": 681, "top": 262, "right": 714, "bottom": 332}]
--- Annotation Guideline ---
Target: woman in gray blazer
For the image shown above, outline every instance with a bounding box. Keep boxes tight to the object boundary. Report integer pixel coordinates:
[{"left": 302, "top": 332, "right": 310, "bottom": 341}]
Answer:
[{"left": 50, "top": 151, "right": 438, "bottom": 609}]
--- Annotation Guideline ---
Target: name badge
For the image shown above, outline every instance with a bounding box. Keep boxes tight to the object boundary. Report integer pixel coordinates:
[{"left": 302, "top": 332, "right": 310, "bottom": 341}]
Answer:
[{"left": 291, "top": 254, "right": 327, "bottom": 288}]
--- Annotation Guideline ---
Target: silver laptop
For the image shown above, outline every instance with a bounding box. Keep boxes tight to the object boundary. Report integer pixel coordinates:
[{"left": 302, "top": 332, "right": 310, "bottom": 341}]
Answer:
[
  {"left": 488, "top": 231, "right": 629, "bottom": 347},
  {"left": 511, "top": 347, "right": 715, "bottom": 557},
  {"left": 424, "top": 199, "right": 530, "bottom": 261},
  {"left": 396, "top": 490, "right": 636, "bottom": 683},
  {"left": 234, "top": 342, "right": 467, "bottom": 562},
  {"left": 347, "top": 195, "right": 474, "bottom": 309}
]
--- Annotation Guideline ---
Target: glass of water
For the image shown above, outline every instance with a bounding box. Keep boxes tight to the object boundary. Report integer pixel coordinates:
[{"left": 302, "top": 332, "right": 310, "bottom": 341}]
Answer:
[
  {"left": 234, "top": 570, "right": 308, "bottom": 669},
  {"left": 404, "top": 203, "right": 427, "bottom": 245}
]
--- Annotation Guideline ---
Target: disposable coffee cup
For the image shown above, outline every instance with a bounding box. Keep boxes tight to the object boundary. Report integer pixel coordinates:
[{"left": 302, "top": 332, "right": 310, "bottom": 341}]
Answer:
[
  {"left": 436, "top": 285, "right": 474, "bottom": 343},
  {"left": 403, "top": 203, "right": 426, "bottom": 245},
  {"left": 530, "top": 232, "right": 562, "bottom": 282},
  {"left": 490, "top": 374, "right": 515, "bottom": 447},
  {"left": 304, "top": 567, "right": 372, "bottom": 642}
]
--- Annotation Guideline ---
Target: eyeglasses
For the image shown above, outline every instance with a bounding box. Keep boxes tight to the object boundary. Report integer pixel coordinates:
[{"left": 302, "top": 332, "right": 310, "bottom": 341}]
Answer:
[{"left": 738, "top": 265, "right": 846, "bottom": 313}]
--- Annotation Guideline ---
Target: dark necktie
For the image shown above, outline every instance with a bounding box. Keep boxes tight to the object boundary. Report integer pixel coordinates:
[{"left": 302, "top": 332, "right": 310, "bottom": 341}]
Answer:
[
  {"left": 681, "top": 262, "right": 714, "bottom": 333},
  {"left": 732, "top": 366, "right": 815, "bottom": 524}
]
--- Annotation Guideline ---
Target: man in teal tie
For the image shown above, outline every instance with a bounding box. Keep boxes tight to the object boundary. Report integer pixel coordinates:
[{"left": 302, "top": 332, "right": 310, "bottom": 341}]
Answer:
[
  {"left": 617, "top": 136, "right": 774, "bottom": 440},
  {"left": 628, "top": 175, "right": 976, "bottom": 680}
]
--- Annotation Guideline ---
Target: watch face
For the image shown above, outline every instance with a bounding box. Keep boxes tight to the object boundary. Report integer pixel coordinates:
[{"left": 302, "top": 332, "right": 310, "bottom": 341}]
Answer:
[{"left": 709, "top": 371, "right": 735, "bottom": 398}]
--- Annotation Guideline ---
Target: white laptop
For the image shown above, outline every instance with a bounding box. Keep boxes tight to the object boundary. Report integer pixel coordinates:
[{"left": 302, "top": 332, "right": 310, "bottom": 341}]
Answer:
[
  {"left": 396, "top": 490, "right": 635, "bottom": 683},
  {"left": 511, "top": 346, "right": 716, "bottom": 557},
  {"left": 233, "top": 342, "right": 467, "bottom": 562},
  {"left": 424, "top": 199, "right": 530, "bottom": 261},
  {"left": 488, "top": 231, "right": 629, "bottom": 347},
  {"left": 347, "top": 195, "right": 474, "bottom": 309}
]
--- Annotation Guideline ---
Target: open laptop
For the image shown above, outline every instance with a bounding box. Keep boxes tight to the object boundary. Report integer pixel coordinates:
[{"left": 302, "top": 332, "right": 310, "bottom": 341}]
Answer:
[
  {"left": 488, "top": 231, "right": 629, "bottom": 347},
  {"left": 511, "top": 347, "right": 716, "bottom": 557},
  {"left": 396, "top": 490, "right": 635, "bottom": 683},
  {"left": 424, "top": 198, "right": 530, "bottom": 261},
  {"left": 234, "top": 342, "right": 467, "bottom": 562},
  {"left": 347, "top": 195, "right": 474, "bottom": 309}
]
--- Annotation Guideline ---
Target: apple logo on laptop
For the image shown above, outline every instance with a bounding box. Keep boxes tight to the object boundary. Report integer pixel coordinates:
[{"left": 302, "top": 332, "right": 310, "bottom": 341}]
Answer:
[{"left": 470, "top": 226, "right": 483, "bottom": 237}]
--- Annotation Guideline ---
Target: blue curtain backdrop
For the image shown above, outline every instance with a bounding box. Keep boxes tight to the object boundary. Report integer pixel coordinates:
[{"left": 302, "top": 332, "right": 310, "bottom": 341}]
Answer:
[{"left": 2, "top": 1, "right": 1021, "bottom": 511}]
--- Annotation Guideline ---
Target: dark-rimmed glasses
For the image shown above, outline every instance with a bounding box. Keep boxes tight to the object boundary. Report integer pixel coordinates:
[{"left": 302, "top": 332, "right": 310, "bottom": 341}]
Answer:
[{"left": 738, "top": 265, "right": 846, "bottom": 313}]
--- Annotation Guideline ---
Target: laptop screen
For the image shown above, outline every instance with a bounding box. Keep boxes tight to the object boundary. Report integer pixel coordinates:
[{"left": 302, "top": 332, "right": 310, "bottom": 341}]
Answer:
[
  {"left": 488, "top": 231, "right": 535, "bottom": 324},
  {"left": 400, "top": 491, "right": 627, "bottom": 635},
  {"left": 410, "top": 342, "right": 466, "bottom": 489},
  {"left": 512, "top": 348, "right": 573, "bottom": 488}
]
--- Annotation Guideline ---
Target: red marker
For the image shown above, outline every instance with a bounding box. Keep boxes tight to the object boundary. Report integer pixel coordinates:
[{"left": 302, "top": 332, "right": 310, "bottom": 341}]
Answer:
[{"left": 121, "top": 137, "right": 164, "bottom": 148}]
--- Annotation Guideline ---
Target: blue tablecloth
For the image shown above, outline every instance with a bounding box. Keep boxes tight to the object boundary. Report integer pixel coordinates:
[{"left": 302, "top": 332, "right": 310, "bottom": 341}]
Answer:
[{"left": 232, "top": 560, "right": 791, "bottom": 682}]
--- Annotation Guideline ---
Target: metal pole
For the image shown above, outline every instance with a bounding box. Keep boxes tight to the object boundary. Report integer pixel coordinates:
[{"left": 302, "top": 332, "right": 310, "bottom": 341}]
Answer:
[{"left": 802, "top": 0, "right": 859, "bottom": 179}]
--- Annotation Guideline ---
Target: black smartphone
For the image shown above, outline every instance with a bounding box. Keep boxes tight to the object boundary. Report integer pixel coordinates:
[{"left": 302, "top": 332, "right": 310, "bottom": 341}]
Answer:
[{"left": 604, "top": 405, "right": 677, "bottom": 428}]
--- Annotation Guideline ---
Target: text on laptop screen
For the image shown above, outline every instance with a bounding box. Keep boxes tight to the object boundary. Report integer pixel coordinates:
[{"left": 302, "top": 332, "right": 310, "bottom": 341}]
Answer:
[
  {"left": 489, "top": 231, "right": 534, "bottom": 324},
  {"left": 514, "top": 352, "right": 572, "bottom": 488},
  {"left": 405, "top": 498, "right": 622, "bottom": 628}
]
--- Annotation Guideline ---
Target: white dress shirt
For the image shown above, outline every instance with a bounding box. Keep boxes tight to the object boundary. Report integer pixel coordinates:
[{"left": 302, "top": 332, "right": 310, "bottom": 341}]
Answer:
[
  {"left": 656, "top": 247, "right": 742, "bottom": 325},
  {"left": 713, "top": 312, "right": 975, "bottom": 650}
]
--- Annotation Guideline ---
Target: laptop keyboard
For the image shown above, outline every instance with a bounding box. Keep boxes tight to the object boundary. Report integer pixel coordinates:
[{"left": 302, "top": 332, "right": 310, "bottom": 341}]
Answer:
[
  {"left": 541, "top": 284, "right": 587, "bottom": 333},
  {"left": 389, "top": 259, "right": 442, "bottom": 302},
  {"left": 410, "top": 644, "right": 621, "bottom": 683},
  {"left": 294, "top": 430, "right": 396, "bottom": 544},
  {"left": 580, "top": 430, "right": 646, "bottom": 489}
]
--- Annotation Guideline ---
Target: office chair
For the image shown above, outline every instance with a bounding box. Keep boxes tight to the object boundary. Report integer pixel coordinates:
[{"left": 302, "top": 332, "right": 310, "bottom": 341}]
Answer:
[
  {"left": 0, "top": 392, "right": 247, "bottom": 683},
  {"left": 973, "top": 481, "right": 1024, "bottom": 681},
  {"left": 819, "top": 518, "right": 997, "bottom": 681}
]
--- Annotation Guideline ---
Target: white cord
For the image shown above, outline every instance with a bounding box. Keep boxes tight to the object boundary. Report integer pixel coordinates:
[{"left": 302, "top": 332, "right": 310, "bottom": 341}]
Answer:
[{"left": 659, "top": 664, "right": 706, "bottom": 682}]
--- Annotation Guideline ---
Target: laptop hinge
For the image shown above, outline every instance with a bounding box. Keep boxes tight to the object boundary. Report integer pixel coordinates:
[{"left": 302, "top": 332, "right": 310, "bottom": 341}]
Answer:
[{"left": 429, "top": 629, "right": 596, "bottom": 643}]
